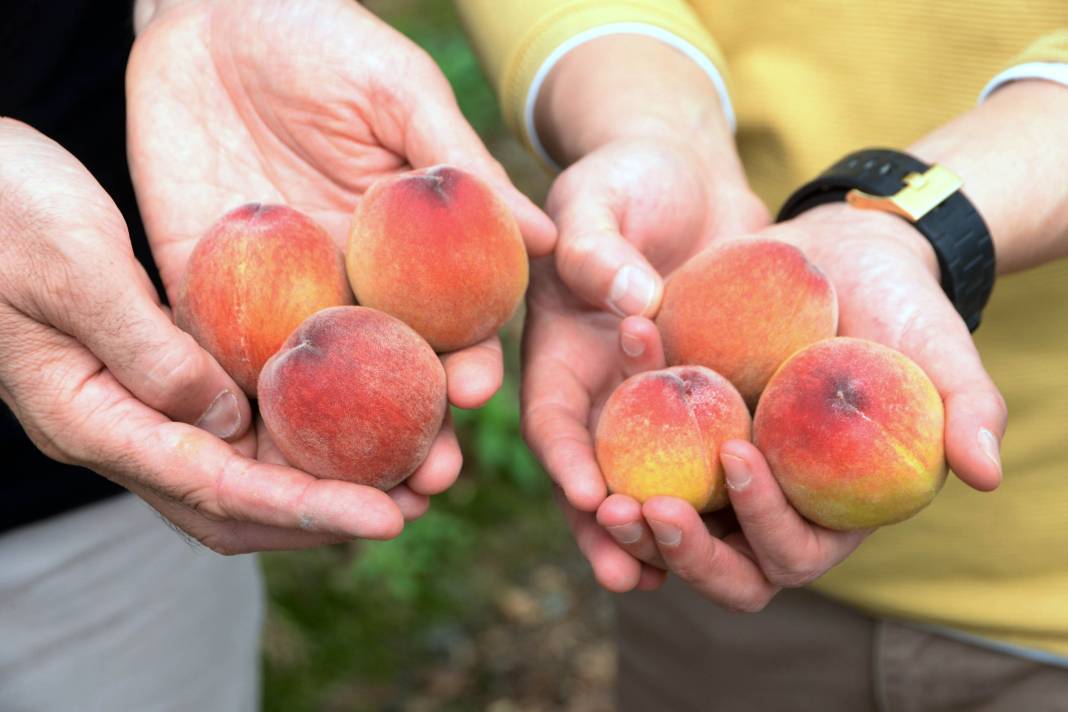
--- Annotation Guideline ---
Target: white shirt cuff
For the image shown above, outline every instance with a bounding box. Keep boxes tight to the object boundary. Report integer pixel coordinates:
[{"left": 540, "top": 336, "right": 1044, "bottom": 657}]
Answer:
[
  {"left": 979, "top": 61, "right": 1068, "bottom": 102},
  {"left": 523, "top": 22, "right": 735, "bottom": 171}
]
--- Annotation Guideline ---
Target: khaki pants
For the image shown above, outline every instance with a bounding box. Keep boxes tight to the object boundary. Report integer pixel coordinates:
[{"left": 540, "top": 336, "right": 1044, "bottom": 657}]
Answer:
[
  {"left": 618, "top": 577, "right": 1068, "bottom": 711},
  {"left": 0, "top": 493, "right": 262, "bottom": 712}
]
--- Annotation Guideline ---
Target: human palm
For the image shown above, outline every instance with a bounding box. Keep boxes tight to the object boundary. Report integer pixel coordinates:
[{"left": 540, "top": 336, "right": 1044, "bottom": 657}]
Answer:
[{"left": 128, "top": 0, "right": 553, "bottom": 482}]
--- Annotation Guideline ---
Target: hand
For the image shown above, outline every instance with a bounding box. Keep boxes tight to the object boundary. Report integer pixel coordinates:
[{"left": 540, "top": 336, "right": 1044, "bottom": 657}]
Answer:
[
  {"left": 127, "top": 0, "right": 555, "bottom": 502},
  {"left": 521, "top": 34, "right": 767, "bottom": 591},
  {"left": 0, "top": 119, "right": 427, "bottom": 553},
  {"left": 521, "top": 139, "right": 767, "bottom": 591},
  {"left": 596, "top": 203, "right": 1007, "bottom": 610}
]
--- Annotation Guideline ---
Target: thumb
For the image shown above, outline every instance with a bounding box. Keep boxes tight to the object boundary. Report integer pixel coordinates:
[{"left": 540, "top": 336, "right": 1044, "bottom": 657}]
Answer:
[
  {"left": 43, "top": 260, "right": 252, "bottom": 442},
  {"left": 548, "top": 178, "right": 663, "bottom": 317},
  {"left": 404, "top": 84, "right": 557, "bottom": 257}
]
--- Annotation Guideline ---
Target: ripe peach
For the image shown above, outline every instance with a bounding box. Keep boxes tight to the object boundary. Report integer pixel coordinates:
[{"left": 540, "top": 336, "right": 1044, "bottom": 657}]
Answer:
[
  {"left": 258, "top": 306, "right": 446, "bottom": 489},
  {"left": 657, "top": 238, "right": 838, "bottom": 408},
  {"left": 594, "top": 366, "right": 751, "bottom": 512},
  {"left": 176, "top": 203, "right": 353, "bottom": 396},
  {"left": 346, "top": 165, "right": 528, "bottom": 352},
  {"left": 753, "top": 337, "right": 946, "bottom": 530}
]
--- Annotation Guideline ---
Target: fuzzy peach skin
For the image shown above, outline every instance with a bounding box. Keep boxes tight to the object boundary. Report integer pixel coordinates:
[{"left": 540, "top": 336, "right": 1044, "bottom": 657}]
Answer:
[
  {"left": 258, "top": 306, "right": 446, "bottom": 489},
  {"left": 656, "top": 238, "right": 838, "bottom": 407},
  {"left": 594, "top": 365, "right": 751, "bottom": 512},
  {"left": 175, "top": 203, "right": 353, "bottom": 395},
  {"left": 754, "top": 337, "right": 947, "bottom": 530},
  {"left": 346, "top": 165, "right": 528, "bottom": 352}
]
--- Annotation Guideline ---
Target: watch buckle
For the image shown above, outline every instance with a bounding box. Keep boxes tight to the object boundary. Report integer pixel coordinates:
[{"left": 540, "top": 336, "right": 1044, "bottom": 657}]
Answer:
[{"left": 846, "top": 164, "right": 963, "bottom": 221}]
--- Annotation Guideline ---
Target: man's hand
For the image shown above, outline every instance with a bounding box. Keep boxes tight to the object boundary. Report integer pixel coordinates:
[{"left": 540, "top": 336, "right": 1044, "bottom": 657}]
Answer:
[
  {"left": 127, "top": 0, "right": 554, "bottom": 413},
  {"left": 0, "top": 119, "right": 426, "bottom": 553}
]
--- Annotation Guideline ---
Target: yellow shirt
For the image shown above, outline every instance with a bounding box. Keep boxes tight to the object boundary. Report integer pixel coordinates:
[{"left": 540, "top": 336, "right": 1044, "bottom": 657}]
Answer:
[{"left": 458, "top": 0, "right": 1068, "bottom": 658}]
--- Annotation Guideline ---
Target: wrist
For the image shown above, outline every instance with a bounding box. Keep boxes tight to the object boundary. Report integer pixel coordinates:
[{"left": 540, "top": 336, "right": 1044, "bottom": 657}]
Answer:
[
  {"left": 909, "top": 79, "right": 1068, "bottom": 274},
  {"left": 791, "top": 202, "right": 941, "bottom": 282},
  {"left": 535, "top": 34, "right": 735, "bottom": 169}
]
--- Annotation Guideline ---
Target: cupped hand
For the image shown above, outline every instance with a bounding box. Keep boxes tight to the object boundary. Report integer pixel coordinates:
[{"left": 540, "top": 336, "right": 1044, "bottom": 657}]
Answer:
[
  {"left": 521, "top": 138, "right": 768, "bottom": 591},
  {"left": 592, "top": 203, "right": 1006, "bottom": 608},
  {"left": 0, "top": 119, "right": 422, "bottom": 554},
  {"left": 127, "top": 0, "right": 555, "bottom": 498}
]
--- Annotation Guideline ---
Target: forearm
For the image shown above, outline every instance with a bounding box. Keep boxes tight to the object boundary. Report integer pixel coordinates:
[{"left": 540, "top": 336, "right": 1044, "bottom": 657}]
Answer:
[
  {"left": 910, "top": 79, "right": 1068, "bottom": 275},
  {"left": 534, "top": 35, "right": 743, "bottom": 180}
]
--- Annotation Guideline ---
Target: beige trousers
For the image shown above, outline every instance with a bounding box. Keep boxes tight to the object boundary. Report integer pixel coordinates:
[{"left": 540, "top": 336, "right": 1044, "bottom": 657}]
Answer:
[
  {"left": 0, "top": 493, "right": 263, "bottom": 712},
  {"left": 618, "top": 577, "right": 1068, "bottom": 712}
]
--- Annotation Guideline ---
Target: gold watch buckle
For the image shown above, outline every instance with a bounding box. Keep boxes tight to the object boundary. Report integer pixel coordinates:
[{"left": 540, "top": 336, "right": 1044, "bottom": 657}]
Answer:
[{"left": 846, "top": 164, "right": 962, "bottom": 221}]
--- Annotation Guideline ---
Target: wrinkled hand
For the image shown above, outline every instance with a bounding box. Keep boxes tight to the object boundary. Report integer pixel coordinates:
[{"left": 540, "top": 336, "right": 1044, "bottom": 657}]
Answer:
[
  {"left": 521, "top": 138, "right": 768, "bottom": 591},
  {"left": 0, "top": 119, "right": 429, "bottom": 554},
  {"left": 127, "top": 0, "right": 555, "bottom": 511},
  {"left": 593, "top": 204, "right": 1006, "bottom": 610}
]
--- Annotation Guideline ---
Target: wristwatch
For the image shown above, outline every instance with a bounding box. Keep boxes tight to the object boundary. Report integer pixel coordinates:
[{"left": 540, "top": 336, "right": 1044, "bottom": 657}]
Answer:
[{"left": 777, "top": 148, "right": 995, "bottom": 332}]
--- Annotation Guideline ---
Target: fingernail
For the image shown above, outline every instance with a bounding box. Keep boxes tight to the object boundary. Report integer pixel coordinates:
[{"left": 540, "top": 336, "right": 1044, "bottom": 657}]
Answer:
[
  {"left": 196, "top": 390, "right": 242, "bottom": 440},
  {"left": 620, "top": 331, "right": 645, "bottom": 358},
  {"left": 607, "top": 523, "right": 643, "bottom": 545},
  {"left": 722, "top": 453, "right": 752, "bottom": 491},
  {"left": 608, "top": 265, "right": 656, "bottom": 317},
  {"left": 978, "top": 428, "right": 1002, "bottom": 474},
  {"left": 648, "top": 519, "right": 682, "bottom": 547}
]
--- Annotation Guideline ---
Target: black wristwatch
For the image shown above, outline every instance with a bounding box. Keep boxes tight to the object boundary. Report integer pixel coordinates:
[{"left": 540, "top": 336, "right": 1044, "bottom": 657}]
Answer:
[{"left": 777, "top": 148, "right": 995, "bottom": 332}]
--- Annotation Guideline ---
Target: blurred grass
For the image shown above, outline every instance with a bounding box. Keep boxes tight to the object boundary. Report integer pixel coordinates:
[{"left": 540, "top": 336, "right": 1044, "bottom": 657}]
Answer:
[{"left": 260, "top": 3, "right": 611, "bottom": 710}]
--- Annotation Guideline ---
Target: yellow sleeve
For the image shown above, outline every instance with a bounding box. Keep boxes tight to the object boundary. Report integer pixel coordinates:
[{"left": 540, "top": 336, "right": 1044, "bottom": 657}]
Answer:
[
  {"left": 1009, "top": 29, "right": 1068, "bottom": 64},
  {"left": 454, "top": 0, "right": 727, "bottom": 153}
]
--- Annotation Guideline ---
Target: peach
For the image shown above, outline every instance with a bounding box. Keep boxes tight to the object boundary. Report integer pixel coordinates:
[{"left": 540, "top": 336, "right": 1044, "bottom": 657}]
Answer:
[
  {"left": 346, "top": 165, "right": 528, "bottom": 352},
  {"left": 753, "top": 337, "right": 946, "bottom": 530},
  {"left": 594, "top": 366, "right": 751, "bottom": 512},
  {"left": 257, "top": 306, "right": 446, "bottom": 489},
  {"left": 656, "top": 238, "right": 838, "bottom": 408},
  {"left": 176, "top": 203, "right": 353, "bottom": 395}
]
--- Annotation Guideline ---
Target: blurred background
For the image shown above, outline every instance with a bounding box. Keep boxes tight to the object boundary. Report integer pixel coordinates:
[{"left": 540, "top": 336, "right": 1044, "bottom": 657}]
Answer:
[{"left": 261, "top": 2, "right": 615, "bottom": 710}]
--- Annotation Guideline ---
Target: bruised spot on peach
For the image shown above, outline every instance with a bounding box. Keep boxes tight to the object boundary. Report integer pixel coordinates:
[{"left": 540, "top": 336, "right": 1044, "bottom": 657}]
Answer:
[
  {"left": 753, "top": 337, "right": 947, "bottom": 530},
  {"left": 175, "top": 203, "right": 353, "bottom": 396},
  {"left": 594, "top": 366, "right": 751, "bottom": 513},
  {"left": 346, "top": 165, "right": 528, "bottom": 353},
  {"left": 656, "top": 238, "right": 838, "bottom": 408},
  {"left": 258, "top": 306, "right": 446, "bottom": 490}
]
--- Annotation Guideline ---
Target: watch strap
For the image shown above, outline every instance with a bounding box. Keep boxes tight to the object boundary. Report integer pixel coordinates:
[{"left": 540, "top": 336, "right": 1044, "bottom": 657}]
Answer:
[{"left": 777, "top": 148, "right": 995, "bottom": 332}]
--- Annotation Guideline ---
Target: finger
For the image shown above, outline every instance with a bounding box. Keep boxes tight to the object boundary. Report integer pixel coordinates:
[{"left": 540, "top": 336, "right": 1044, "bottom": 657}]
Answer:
[
  {"left": 55, "top": 275, "right": 250, "bottom": 442},
  {"left": 134, "top": 487, "right": 350, "bottom": 554},
  {"left": 388, "top": 484, "right": 430, "bottom": 521},
  {"left": 720, "top": 440, "right": 868, "bottom": 588},
  {"left": 596, "top": 494, "right": 665, "bottom": 568},
  {"left": 636, "top": 564, "right": 668, "bottom": 591},
  {"left": 619, "top": 316, "right": 666, "bottom": 377},
  {"left": 642, "top": 496, "right": 779, "bottom": 612},
  {"left": 547, "top": 176, "right": 663, "bottom": 317},
  {"left": 441, "top": 335, "right": 503, "bottom": 409},
  {"left": 75, "top": 387, "right": 407, "bottom": 540},
  {"left": 557, "top": 490, "right": 643, "bottom": 593},
  {"left": 406, "top": 89, "right": 556, "bottom": 257},
  {"left": 405, "top": 415, "right": 463, "bottom": 496},
  {"left": 522, "top": 395, "right": 606, "bottom": 511},
  {"left": 900, "top": 309, "right": 1007, "bottom": 491}
]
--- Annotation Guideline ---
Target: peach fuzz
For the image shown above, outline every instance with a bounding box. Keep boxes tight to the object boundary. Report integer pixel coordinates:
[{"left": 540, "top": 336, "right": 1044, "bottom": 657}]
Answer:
[
  {"left": 753, "top": 337, "right": 946, "bottom": 531},
  {"left": 346, "top": 165, "right": 528, "bottom": 353},
  {"left": 594, "top": 366, "right": 751, "bottom": 513},
  {"left": 656, "top": 238, "right": 838, "bottom": 408},
  {"left": 258, "top": 306, "right": 446, "bottom": 490},
  {"left": 175, "top": 203, "right": 353, "bottom": 396}
]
